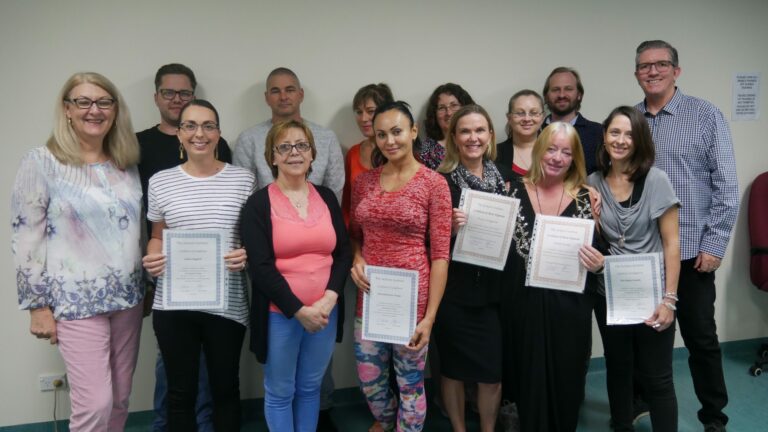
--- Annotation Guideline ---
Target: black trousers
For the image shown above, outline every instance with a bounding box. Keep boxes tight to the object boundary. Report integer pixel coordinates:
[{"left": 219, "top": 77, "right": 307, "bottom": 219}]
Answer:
[
  {"left": 594, "top": 295, "right": 677, "bottom": 432},
  {"left": 677, "top": 258, "right": 729, "bottom": 425},
  {"left": 153, "top": 310, "right": 246, "bottom": 432}
]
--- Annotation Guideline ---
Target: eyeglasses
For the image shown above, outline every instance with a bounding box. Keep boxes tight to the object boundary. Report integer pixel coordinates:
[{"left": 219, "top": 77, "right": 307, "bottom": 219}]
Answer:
[
  {"left": 511, "top": 110, "right": 543, "bottom": 119},
  {"left": 275, "top": 142, "right": 312, "bottom": 155},
  {"left": 65, "top": 97, "right": 115, "bottom": 110},
  {"left": 179, "top": 122, "right": 219, "bottom": 133},
  {"left": 436, "top": 103, "right": 461, "bottom": 114},
  {"left": 158, "top": 89, "right": 195, "bottom": 101},
  {"left": 635, "top": 60, "right": 675, "bottom": 74}
]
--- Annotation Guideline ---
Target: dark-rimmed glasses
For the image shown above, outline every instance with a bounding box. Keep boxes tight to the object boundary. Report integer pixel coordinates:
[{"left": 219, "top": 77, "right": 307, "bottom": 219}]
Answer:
[
  {"left": 65, "top": 97, "right": 115, "bottom": 110},
  {"left": 159, "top": 89, "right": 194, "bottom": 101},
  {"left": 275, "top": 142, "right": 312, "bottom": 155},
  {"left": 179, "top": 122, "right": 219, "bottom": 133}
]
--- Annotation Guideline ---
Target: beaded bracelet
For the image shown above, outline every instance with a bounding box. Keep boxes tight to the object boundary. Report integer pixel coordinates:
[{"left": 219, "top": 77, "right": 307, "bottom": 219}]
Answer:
[
  {"left": 664, "top": 292, "right": 679, "bottom": 302},
  {"left": 662, "top": 301, "right": 677, "bottom": 311}
]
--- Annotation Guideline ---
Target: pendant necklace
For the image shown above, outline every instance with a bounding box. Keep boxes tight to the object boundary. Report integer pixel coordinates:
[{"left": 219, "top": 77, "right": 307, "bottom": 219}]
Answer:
[
  {"left": 617, "top": 184, "right": 635, "bottom": 248},
  {"left": 534, "top": 185, "right": 566, "bottom": 216}
]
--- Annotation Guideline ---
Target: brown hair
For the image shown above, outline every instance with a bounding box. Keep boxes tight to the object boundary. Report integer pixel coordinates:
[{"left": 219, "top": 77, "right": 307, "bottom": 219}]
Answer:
[
  {"left": 264, "top": 120, "right": 317, "bottom": 179},
  {"left": 596, "top": 106, "right": 655, "bottom": 181},
  {"left": 352, "top": 83, "right": 394, "bottom": 111},
  {"left": 504, "top": 89, "right": 544, "bottom": 137},
  {"left": 542, "top": 66, "right": 584, "bottom": 112}
]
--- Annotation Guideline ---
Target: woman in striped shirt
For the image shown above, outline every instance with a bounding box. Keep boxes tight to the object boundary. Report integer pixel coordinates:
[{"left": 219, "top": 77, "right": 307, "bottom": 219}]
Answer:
[{"left": 142, "top": 99, "right": 255, "bottom": 432}]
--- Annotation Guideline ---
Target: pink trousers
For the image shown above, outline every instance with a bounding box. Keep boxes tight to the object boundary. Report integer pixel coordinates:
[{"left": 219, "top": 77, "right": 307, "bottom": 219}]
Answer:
[{"left": 57, "top": 304, "right": 143, "bottom": 432}]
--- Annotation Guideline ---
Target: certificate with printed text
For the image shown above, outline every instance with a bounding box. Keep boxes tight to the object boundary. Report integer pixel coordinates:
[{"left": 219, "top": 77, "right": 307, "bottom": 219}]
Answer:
[
  {"left": 162, "top": 229, "right": 227, "bottom": 310},
  {"left": 362, "top": 266, "right": 419, "bottom": 345},
  {"left": 452, "top": 189, "right": 520, "bottom": 270},
  {"left": 605, "top": 253, "right": 664, "bottom": 325},
  {"left": 526, "top": 215, "right": 594, "bottom": 293}
]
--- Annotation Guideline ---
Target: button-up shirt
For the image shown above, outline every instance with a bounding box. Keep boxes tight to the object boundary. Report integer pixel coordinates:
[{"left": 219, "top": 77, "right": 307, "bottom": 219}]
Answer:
[{"left": 636, "top": 88, "right": 739, "bottom": 260}]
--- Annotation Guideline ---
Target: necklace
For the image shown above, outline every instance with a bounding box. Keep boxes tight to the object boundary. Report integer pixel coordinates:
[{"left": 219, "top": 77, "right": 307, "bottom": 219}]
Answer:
[
  {"left": 285, "top": 191, "right": 307, "bottom": 209},
  {"left": 277, "top": 181, "right": 309, "bottom": 210},
  {"left": 534, "top": 185, "right": 566, "bottom": 216},
  {"left": 515, "top": 149, "right": 531, "bottom": 170},
  {"left": 616, "top": 183, "right": 635, "bottom": 248}
]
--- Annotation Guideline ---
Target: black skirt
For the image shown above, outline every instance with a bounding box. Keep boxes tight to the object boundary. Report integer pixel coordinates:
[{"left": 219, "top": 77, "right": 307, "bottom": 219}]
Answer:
[{"left": 433, "top": 301, "right": 502, "bottom": 383}]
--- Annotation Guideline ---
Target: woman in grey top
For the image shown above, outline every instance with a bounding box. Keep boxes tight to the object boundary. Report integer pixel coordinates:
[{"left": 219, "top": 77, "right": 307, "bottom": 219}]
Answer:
[{"left": 579, "top": 106, "right": 680, "bottom": 432}]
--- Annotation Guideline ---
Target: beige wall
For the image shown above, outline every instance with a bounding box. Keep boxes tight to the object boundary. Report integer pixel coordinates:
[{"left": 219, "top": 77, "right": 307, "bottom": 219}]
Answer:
[{"left": 1, "top": 0, "right": 767, "bottom": 426}]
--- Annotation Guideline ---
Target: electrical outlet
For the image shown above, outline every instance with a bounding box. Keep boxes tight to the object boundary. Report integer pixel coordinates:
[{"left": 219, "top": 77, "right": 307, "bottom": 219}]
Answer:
[{"left": 39, "top": 373, "right": 67, "bottom": 391}]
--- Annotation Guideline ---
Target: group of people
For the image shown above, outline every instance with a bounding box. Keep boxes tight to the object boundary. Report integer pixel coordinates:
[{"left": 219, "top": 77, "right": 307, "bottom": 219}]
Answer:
[{"left": 11, "top": 39, "right": 739, "bottom": 432}]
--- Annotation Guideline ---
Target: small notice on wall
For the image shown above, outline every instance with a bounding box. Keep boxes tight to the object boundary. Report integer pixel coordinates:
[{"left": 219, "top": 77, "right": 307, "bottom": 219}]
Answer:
[{"left": 732, "top": 73, "right": 760, "bottom": 121}]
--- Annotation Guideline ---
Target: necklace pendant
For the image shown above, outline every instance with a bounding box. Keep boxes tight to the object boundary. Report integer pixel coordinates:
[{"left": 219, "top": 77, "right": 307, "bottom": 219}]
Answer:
[{"left": 618, "top": 236, "right": 625, "bottom": 248}]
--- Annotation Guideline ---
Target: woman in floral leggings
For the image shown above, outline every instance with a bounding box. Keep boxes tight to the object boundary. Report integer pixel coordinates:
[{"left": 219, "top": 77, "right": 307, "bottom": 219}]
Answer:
[{"left": 349, "top": 101, "right": 452, "bottom": 431}]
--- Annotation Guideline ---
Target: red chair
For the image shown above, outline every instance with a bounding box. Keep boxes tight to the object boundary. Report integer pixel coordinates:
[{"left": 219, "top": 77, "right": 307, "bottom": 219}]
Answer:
[{"left": 748, "top": 171, "right": 768, "bottom": 376}]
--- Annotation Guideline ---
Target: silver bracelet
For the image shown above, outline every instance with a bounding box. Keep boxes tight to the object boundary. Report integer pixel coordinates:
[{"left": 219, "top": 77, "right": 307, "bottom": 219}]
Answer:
[
  {"left": 664, "top": 292, "right": 679, "bottom": 302},
  {"left": 662, "top": 301, "right": 677, "bottom": 311}
]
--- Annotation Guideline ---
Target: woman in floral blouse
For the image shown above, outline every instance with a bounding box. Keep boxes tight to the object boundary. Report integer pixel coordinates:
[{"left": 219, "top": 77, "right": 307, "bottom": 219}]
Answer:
[{"left": 11, "top": 72, "right": 144, "bottom": 431}]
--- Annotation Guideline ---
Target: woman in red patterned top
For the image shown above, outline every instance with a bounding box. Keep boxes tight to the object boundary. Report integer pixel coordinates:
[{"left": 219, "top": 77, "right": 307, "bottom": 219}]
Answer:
[{"left": 350, "top": 101, "right": 452, "bottom": 432}]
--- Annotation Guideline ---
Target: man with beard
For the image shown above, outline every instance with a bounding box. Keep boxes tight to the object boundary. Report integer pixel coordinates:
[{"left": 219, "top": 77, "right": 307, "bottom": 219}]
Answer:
[
  {"left": 542, "top": 66, "right": 601, "bottom": 174},
  {"left": 137, "top": 63, "right": 231, "bottom": 432}
]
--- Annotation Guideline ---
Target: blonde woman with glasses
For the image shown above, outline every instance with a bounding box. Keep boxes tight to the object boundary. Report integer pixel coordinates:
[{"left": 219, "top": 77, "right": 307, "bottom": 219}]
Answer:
[{"left": 12, "top": 72, "right": 144, "bottom": 431}]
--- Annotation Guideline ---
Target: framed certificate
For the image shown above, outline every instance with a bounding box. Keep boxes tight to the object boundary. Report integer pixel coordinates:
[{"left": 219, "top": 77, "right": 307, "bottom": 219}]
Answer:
[
  {"left": 362, "top": 266, "right": 419, "bottom": 345},
  {"left": 162, "top": 229, "right": 227, "bottom": 310},
  {"left": 605, "top": 253, "right": 664, "bottom": 325},
  {"left": 526, "top": 215, "right": 595, "bottom": 293},
  {"left": 452, "top": 189, "right": 520, "bottom": 270}
]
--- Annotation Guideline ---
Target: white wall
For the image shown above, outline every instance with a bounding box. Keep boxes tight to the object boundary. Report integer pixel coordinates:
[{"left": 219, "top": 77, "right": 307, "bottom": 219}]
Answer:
[{"left": 1, "top": 0, "right": 767, "bottom": 426}]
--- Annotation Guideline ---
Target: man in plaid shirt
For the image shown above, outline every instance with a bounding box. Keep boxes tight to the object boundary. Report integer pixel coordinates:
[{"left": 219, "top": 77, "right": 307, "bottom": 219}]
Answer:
[{"left": 633, "top": 40, "right": 739, "bottom": 432}]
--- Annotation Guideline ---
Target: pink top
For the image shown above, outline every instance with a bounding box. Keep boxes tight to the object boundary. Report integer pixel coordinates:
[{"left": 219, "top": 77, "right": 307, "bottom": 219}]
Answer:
[
  {"left": 350, "top": 165, "right": 452, "bottom": 320},
  {"left": 268, "top": 183, "right": 336, "bottom": 314}
]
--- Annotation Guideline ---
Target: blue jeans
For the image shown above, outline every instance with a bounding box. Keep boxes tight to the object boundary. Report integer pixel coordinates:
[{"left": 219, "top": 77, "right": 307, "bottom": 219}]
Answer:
[
  {"left": 264, "top": 307, "right": 338, "bottom": 432},
  {"left": 152, "top": 350, "right": 214, "bottom": 432}
]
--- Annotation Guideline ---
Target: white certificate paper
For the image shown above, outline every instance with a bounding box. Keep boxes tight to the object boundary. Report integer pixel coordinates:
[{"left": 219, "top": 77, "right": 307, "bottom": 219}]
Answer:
[
  {"left": 526, "top": 215, "right": 595, "bottom": 293},
  {"left": 162, "top": 229, "right": 227, "bottom": 310},
  {"left": 452, "top": 189, "right": 520, "bottom": 270},
  {"left": 605, "top": 253, "right": 664, "bottom": 325},
  {"left": 362, "top": 266, "right": 419, "bottom": 345}
]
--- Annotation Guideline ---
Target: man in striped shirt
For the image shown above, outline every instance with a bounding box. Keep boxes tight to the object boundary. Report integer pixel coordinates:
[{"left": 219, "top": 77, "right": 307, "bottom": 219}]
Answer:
[{"left": 634, "top": 40, "right": 739, "bottom": 432}]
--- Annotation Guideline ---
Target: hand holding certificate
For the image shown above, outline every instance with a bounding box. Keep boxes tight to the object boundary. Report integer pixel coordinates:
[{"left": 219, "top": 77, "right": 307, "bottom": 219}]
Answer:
[
  {"left": 452, "top": 189, "right": 520, "bottom": 270},
  {"left": 162, "top": 229, "right": 227, "bottom": 310},
  {"left": 361, "top": 266, "right": 419, "bottom": 345},
  {"left": 526, "top": 215, "right": 595, "bottom": 292},
  {"left": 604, "top": 253, "right": 664, "bottom": 325}
]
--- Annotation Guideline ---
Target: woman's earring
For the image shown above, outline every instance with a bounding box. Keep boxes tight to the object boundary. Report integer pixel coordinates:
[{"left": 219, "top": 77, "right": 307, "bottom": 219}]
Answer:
[
  {"left": 214, "top": 146, "right": 219, "bottom": 161},
  {"left": 67, "top": 117, "right": 72, "bottom": 126},
  {"left": 179, "top": 144, "right": 185, "bottom": 160}
]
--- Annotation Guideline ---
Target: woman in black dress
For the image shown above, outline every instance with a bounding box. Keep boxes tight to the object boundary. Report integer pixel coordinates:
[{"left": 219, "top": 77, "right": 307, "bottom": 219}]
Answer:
[
  {"left": 502, "top": 121, "right": 598, "bottom": 432},
  {"left": 435, "top": 105, "right": 513, "bottom": 432}
]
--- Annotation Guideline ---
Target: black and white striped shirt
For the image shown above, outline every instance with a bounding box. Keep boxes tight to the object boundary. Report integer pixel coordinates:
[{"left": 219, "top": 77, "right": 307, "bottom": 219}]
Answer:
[{"left": 148, "top": 164, "right": 256, "bottom": 325}]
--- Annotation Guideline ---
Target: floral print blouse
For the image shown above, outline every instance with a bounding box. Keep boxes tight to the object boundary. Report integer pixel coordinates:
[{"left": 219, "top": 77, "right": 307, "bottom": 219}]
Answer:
[{"left": 11, "top": 147, "right": 144, "bottom": 321}]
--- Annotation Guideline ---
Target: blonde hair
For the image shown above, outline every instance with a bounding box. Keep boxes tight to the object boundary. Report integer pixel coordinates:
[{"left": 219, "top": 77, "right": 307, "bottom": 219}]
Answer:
[
  {"left": 524, "top": 122, "right": 586, "bottom": 197},
  {"left": 438, "top": 104, "right": 496, "bottom": 173},
  {"left": 47, "top": 72, "right": 139, "bottom": 169}
]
